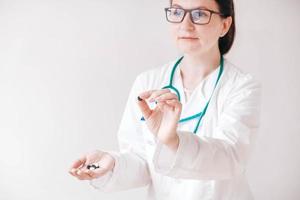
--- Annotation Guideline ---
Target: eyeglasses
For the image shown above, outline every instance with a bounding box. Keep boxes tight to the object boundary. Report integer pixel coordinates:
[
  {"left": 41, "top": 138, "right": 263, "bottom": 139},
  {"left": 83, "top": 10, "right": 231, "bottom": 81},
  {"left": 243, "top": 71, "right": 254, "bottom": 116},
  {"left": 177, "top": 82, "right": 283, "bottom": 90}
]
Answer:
[{"left": 164, "top": 7, "right": 225, "bottom": 25}]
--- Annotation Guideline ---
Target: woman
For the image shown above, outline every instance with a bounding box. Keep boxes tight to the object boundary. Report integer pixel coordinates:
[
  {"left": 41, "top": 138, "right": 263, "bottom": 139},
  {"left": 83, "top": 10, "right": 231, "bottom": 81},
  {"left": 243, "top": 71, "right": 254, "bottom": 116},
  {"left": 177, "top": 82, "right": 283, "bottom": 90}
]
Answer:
[{"left": 69, "top": 0, "right": 261, "bottom": 199}]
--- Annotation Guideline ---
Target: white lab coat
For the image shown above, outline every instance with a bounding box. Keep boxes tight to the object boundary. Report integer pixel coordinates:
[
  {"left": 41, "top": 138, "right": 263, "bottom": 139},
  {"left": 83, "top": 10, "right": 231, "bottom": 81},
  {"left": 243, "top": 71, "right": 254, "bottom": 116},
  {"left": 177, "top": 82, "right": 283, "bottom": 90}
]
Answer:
[{"left": 89, "top": 57, "right": 262, "bottom": 200}]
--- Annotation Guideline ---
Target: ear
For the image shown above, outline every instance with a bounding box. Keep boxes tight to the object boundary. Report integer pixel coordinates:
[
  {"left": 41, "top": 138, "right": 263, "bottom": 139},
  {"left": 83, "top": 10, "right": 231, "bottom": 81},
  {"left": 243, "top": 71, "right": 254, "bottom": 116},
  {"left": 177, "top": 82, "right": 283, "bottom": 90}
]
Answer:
[{"left": 220, "top": 16, "right": 232, "bottom": 37}]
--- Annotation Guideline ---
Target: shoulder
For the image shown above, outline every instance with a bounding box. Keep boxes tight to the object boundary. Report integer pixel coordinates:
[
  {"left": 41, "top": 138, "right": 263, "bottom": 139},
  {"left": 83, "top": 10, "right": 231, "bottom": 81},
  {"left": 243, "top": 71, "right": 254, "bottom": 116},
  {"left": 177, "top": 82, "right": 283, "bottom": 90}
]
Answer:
[
  {"left": 222, "top": 57, "right": 262, "bottom": 93},
  {"left": 221, "top": 58, "right": 262, "bottom": 107}
]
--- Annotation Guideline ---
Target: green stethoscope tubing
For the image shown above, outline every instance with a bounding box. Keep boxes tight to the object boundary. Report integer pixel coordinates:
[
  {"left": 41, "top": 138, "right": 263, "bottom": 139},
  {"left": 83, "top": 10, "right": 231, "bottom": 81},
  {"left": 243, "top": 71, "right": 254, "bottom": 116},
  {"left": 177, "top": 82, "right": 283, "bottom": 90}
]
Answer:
[{"left": 141, "top": 55, "right": 224, "bottom": 134}]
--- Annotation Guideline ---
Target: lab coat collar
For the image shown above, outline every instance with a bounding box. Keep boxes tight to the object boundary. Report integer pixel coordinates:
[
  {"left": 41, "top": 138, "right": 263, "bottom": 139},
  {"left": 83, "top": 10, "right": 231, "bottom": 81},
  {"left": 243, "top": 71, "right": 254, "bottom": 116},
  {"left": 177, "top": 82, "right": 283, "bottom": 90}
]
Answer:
[{"left": 171, "top": 58, "right": 222, "bottom": 121}]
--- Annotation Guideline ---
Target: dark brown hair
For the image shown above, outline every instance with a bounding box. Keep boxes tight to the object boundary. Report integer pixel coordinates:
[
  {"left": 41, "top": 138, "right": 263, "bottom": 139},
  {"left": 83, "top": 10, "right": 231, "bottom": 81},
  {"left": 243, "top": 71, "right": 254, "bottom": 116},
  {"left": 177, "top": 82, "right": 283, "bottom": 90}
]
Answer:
[{"left": 169, "top": 0, "right": 235, "bottom": 55}]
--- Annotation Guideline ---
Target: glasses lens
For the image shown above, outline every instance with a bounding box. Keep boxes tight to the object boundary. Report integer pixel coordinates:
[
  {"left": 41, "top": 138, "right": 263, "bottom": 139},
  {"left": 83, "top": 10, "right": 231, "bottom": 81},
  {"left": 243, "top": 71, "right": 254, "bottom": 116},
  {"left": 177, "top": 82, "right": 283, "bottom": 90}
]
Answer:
[
  {"left": 166, "top": 8, "right": 184, "bottom": 22},
  {"left": 191, "top": 9, "right": 210, "bottom": 24}
]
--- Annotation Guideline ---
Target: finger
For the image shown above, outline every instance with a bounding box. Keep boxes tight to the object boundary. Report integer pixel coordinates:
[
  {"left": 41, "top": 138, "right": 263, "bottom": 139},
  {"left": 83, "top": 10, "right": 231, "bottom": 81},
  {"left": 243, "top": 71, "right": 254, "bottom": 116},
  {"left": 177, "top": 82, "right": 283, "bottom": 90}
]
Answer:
[
  {"left": 147, "top": 89, "right": 171, "bottom": 102},
  {"left": 69, "top": 168, "right": 78, "bottom": 177},
  {"left": 155, "top": 100, "right": 175, "bottom": 112},
  {"left": 137, "top": 96, "right": 152, "bottom": 120},
  {"left": 69, "top": 168, "right": 85, "bottom": 179},
  {"left": 155, "top": 96, "right": 179, "bottom": 110},
  {"left": 156, "top": 101, "right": 165, "bottom": 111},
  {"left": 155, "top": 92, "right": 178, "bottom": 102},
  {"left": 166, "top": 99, "right": 182, "bottom": 113},
  {"left": 71, "top": 156, "right": 86, "bottom": 169},
  {"left": 138, "top": 90, "right": 155, "bottom": 99},
  {"left": 76, "top": 169, "right": 93, "bottom": 180},
  {"left": 69, "top": 156, "right": 86, "bottom": 174},
  {"left": 139, "top": 89, "right": 170, "bottom": 100},
  {"left": 84, "top": 168, "right": 110, "bottom": 179},
  {"left": 161, "top": 102, "right": 172, "bottom": 112}
]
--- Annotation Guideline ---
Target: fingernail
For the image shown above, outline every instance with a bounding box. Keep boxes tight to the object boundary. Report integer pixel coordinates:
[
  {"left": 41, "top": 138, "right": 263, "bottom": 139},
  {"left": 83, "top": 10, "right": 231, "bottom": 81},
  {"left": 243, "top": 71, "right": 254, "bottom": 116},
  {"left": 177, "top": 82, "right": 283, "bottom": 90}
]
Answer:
[{"left": 137, "top": 96, "right": 143, "bottom": 101}]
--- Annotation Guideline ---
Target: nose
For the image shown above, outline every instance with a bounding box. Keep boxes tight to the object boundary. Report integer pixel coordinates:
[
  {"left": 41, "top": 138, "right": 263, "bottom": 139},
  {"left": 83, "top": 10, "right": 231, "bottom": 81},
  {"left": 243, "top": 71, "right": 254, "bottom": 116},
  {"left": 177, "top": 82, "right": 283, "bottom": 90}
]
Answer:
[{"left": 180, "top": 12, "right": 195, "bottom": 31}]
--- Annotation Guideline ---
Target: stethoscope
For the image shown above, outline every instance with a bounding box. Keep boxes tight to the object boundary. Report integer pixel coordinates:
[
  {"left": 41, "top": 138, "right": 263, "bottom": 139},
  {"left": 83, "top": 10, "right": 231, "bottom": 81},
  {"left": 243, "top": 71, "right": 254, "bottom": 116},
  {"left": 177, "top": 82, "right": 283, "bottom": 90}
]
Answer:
[{"left": 141, "top": 55, "right": 224, "bottom": 134}]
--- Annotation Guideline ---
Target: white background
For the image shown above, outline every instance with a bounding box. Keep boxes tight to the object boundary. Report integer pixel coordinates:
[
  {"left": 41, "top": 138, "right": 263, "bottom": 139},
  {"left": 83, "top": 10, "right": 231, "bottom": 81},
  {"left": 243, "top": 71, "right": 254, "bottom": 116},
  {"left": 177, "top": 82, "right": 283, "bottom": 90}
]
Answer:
[{"left": 0, "top": 0, "right": 299, "bottom": 199}]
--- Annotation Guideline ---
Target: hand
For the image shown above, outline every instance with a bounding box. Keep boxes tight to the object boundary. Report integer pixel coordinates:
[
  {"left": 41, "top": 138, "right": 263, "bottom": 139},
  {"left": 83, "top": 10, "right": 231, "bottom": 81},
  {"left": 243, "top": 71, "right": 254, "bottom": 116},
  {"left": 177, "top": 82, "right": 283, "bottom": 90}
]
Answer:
[
  {"left": 68, "top": 150, "right": 115, "bottom": 180},
  {"left": 137, "top": 89, "right": 182, "bottom": 150}
]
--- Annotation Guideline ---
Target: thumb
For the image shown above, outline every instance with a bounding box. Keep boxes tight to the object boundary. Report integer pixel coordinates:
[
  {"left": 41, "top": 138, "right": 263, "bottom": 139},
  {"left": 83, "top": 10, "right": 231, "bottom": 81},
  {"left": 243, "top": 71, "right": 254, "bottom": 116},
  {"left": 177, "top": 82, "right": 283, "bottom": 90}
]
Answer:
[
  {"left": 70, "top": 156, "right": 86, "bottom": 170},
  {"left": 136, "top": 95, "right": 152, "bottom": 120}
]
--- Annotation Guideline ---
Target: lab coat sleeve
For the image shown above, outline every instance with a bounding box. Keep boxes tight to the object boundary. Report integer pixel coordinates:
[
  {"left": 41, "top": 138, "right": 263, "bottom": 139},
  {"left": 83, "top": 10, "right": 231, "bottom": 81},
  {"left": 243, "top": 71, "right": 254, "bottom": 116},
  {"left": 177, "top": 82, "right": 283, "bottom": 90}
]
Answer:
[
  {"left": 152, "top": 75, "right": 262, "bottom": 180},
  {"left": 89, "top": 73, "right": 151, "bottom": 192}
]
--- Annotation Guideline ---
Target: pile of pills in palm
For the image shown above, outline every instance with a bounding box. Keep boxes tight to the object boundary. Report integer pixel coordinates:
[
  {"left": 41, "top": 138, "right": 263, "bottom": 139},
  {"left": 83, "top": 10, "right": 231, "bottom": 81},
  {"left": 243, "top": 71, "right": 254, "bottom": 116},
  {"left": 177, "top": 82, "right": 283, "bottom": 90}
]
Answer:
[{"left": 87, "top": 163, "right": 100, "bottom": 170}]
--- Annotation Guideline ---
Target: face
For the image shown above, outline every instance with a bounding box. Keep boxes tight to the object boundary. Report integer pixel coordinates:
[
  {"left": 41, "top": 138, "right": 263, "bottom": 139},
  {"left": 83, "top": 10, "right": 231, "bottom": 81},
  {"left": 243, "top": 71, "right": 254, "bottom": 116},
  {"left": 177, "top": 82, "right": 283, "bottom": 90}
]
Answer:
[{"left": 168, "top": 0, "right": 232, "bottom": 56}]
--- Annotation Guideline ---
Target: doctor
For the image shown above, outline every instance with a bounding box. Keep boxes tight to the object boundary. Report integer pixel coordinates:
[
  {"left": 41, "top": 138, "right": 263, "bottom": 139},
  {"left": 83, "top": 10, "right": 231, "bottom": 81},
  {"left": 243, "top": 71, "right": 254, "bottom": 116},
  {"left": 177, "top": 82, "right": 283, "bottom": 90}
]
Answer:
[{"left": 69, "top": 0, "right": 261, "bottom": 199}]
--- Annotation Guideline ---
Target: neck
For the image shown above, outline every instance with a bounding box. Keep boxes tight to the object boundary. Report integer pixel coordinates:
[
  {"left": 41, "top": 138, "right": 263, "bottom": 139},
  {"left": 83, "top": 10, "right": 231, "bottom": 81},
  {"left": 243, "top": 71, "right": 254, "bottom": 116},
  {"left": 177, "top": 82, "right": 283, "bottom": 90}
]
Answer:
[{"left": 180, "top": 47, "right": 221, "bottom": 80}]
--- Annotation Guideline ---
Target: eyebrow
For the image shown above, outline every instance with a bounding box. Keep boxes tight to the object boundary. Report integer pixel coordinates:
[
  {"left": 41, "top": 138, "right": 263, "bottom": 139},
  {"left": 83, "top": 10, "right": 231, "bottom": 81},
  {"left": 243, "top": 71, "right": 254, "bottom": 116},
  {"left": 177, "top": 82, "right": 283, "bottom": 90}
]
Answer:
[{"left": 172, "top": 3, "right": 210, "bottom": 10}]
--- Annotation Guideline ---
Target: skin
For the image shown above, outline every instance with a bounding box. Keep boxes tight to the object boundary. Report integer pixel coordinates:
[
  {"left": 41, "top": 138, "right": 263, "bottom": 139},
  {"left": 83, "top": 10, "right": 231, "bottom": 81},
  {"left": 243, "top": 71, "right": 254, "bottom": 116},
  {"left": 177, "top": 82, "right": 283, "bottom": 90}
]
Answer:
[
  {"left": 69, "top": 150, "right": 115, "bottom": 180},
  {"left": 69, "top": 0, "right": 232, "bottom": 181}
]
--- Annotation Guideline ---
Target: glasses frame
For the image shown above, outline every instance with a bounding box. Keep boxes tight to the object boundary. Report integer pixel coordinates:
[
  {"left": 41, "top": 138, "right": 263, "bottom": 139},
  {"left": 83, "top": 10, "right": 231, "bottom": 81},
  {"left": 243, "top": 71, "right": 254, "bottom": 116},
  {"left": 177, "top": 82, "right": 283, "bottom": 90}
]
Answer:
[{"left": 164, "top": 7, "right": 225, "bottom": 25}]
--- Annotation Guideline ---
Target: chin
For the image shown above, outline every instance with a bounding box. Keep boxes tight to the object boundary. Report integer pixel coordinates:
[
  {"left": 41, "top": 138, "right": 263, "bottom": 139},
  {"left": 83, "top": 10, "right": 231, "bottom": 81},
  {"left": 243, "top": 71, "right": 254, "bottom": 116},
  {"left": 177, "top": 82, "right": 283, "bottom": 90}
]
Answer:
[{"left": 177, "top": 43, "right": 203, "bottom": 55}]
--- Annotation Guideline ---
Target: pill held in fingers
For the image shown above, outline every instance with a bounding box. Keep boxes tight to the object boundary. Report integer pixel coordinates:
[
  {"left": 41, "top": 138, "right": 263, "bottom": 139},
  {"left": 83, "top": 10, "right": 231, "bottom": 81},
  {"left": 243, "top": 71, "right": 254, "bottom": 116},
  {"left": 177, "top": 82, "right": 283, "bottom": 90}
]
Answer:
[
  {"left": 137, "top": 96, "right": 143, "bottom": 101},
  {"left": 87, "top": 163, "right": 100, "bottom": 170}
]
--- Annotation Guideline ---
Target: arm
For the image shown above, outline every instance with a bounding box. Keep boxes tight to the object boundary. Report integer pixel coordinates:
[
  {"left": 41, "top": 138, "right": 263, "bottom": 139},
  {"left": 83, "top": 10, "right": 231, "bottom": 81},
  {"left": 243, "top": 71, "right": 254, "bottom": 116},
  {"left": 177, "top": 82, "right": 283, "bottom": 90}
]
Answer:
[
  {"left": 152, "top": 75, "right": 262, "bottom": 180},
  {"left": 90, "top": 74, "right": 151, "bottom": 191}
]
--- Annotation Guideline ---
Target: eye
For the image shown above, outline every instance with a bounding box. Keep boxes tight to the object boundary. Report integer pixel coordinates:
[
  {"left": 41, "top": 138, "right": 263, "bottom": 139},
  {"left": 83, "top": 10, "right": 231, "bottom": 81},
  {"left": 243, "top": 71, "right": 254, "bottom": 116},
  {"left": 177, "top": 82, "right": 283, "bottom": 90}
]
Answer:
[
  {"left": 170, "top": 8, "right": 184, "bottom": 16},
  {"left": 192, "top": 10, "right": 209, "bottom": 19}
]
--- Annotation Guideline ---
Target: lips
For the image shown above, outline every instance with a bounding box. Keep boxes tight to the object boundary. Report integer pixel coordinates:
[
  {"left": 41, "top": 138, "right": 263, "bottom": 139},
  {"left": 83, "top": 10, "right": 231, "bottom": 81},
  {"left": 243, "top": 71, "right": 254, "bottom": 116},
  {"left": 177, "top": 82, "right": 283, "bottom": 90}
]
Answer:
[{"left": 178, "top": 36, "right": 199, "bottom": 40}]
